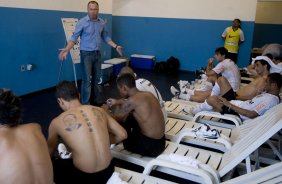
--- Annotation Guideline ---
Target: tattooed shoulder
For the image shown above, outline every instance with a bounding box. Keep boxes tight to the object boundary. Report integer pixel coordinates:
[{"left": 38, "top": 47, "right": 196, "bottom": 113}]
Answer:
[
  {"left": 63, "top": 114, "right": 82, "bottom": 132},
  {"left": 91, "top": 108, "right": 106, "bottom": 122}
]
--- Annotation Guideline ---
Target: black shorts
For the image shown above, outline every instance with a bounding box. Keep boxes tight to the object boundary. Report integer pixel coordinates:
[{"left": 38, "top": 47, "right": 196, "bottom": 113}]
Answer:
[
  {"left": 53, "top": 159, "right": 114, "bottom": 184},
  {"left": 221, "top": 105, "right": 240, "bottom": 117},
  {"left": 123, "top": 115, "right": 166, "bottom": 157},
  {"left": 222, "top": 88, "right": 236, "bottom": 101}
]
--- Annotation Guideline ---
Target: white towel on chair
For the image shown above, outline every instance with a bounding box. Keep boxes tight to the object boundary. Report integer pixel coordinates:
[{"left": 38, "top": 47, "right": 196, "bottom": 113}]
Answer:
[
  {"left": 169, "top": 153, "right": 200, "bottom": 168},
  {"left": 106, "top": 172, "right": 128, "bottom": 184}
]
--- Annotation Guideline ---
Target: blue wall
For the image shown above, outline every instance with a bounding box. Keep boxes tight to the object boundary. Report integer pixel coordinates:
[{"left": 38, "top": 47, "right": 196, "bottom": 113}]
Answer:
[
  {"left": 252, "top": 23, "right": 282, "bottom": 48},
  {"left": 112, "top": 16, "right": 255, "bottom": 71},
  {"left": 0, "top": 7, "right": 112, "bottom": 95}
]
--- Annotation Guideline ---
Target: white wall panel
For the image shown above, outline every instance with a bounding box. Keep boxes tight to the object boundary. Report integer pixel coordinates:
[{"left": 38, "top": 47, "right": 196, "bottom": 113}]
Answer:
[
  {"left": 0, "top": 0, "right": 112, "bottom": 14},
  {"left": 113, "top": 0, "right": 257, "bottom": 21}
]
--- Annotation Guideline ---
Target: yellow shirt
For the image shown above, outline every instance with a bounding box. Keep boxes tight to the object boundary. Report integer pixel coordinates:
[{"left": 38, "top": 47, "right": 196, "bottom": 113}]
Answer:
[{"left": 224, "top": 26, "right": 242, "bottom": 53}]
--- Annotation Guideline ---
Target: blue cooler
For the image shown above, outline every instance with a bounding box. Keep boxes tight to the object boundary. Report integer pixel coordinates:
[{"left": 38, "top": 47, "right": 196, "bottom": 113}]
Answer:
[
  {"left": 130, "top": 54, "right": 155, "bottom": 70},
  {"left": 104, "top": 58, "right": 127, "bottom": 76},
  {"left": 100, "top": 64, "right": 113, "bottom": 84}
]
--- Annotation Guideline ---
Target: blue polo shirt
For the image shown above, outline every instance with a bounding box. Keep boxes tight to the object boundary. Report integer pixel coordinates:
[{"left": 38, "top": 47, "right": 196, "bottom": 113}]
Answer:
[{"left": 70, "top": 15, "right": 111, "bottom": 51}]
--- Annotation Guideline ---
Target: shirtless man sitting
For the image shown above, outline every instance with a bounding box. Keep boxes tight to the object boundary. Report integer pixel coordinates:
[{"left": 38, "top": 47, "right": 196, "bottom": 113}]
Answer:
[
  {"left": 116, "top": 66, "right": 167, "bottom": 120},
  {"left": 107, "top": 73, "right": 165, "bottom": 157},
  {"left": 236, "top": 56, "right": 271, "bottom": 100},
  {"left": 0, "top": 90, "right": 53, "bottom": 184},
  {"left": 247, "top": 55, "right": 282, "bottom": 77},
  {"left": 47, "top": 81, "right": 127, "bottom": 184},
  {"left": 207, "top": 73, "right": 282, "bottom": 121}
]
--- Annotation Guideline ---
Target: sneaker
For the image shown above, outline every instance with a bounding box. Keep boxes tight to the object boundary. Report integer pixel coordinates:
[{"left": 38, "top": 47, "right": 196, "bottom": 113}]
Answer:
[
  {"left": 58, "top": 143, "right": 72, "bottom": 159},
  {"left": 179, "top": 80, "right": 189, "bottom": 92},
  {"left": 170, "top": 86, "right": 180, "bottom": 96},
  {"left": 193, "top": 125, "right": 220, "bottom": 139},
  {"left": 192, "top": 124, "right": 210, "bottom": 132},
  {"left": 196, "top": 129, "right": 220, "bottom": 139}
]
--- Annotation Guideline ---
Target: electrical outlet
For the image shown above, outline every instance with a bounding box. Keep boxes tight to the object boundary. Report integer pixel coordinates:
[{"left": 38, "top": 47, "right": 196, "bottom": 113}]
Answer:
[{"left": 21, "top": 64, "right": 25, "bottom": 72}]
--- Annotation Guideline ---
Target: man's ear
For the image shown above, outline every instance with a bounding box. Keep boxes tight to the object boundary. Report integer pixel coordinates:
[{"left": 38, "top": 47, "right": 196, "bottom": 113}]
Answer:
[{"left": 57, "top": 98, "right": 64, "bottom": 106}]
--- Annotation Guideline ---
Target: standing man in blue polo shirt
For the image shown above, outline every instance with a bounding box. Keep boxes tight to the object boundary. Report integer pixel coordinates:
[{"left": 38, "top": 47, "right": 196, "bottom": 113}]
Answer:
[{"left": 59, "top": 1, "right": 123, "bottom": 105}]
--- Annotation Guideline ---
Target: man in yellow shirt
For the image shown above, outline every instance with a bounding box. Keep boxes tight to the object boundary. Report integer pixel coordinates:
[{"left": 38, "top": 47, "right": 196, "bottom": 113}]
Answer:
[{"left": 222, "top": 18, "right": 245, "bottom": 63}]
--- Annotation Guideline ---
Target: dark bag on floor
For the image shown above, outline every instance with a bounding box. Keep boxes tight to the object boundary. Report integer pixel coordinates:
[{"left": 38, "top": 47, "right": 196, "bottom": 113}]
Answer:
[
  {"left": 154, "top": 61, "right": 167, "bottom": 73},
  {"left": 166, "top": 56, "right": 180, "bottom": 74}
]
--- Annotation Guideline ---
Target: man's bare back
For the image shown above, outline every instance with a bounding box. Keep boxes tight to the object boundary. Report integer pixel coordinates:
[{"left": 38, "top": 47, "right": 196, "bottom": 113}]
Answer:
[
  {"left": 129, "top": 91, "right": 165, "bottom": 139},
  {"left": 107, "top": 73, "right": 166, "bottom": 157},
  {"left": 236, "top": 76, "right": 267, "bottom": 100},
  {"left": 0, "top": 123, "right": 53, "bottom": 184},
  {"left": 49, "top": 105, "right": 117, "bottom": 173},
  {"left": 49, "top": 80, "right": 126, "bottom": 183}
]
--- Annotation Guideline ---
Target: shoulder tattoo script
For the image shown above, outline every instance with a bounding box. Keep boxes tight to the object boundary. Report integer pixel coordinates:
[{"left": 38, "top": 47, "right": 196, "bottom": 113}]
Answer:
[
  {"left": 91, "top": 108, "right": 105, "bottom": 123},
  {"left": 80, "top": 109, "right": 94, "bottom": 133},
  {"left": 63, "top": 114, "right": 82, "bottom": 132}
]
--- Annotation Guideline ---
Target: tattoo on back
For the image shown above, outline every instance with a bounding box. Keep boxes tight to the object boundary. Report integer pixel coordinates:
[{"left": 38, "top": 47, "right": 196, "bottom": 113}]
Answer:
[
  {"left": 121, "top": 99, "right": 131, "bottom": 113},
  {"left": 80, "top": 110, "right": 94, "bottom": 133},
  {"left": 91, "top": 108, "right": 105, "bottom": 123},
  {"left": 63, "top": 114, "right": 82, "bottom": 132}
]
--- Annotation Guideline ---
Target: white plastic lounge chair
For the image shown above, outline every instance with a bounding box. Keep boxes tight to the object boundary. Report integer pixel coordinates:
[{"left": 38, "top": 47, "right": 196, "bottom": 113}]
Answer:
[
  {"left": 221, "top": 162, "right": 282, "bottom": 184},
  {"left": 112, "top": 140, "right": 221, "bottom": 184},
  {"left": 165, "top": 101, "right": 195, "bottom": 121},
  {"left": 165, "top": 101, "right": 241, "bottom": 128},
  {"left": 111, "top": 103, "right": 282, "bottom": 184},
  {"left": 165, "top": 117, "right": 235, "bottom": 152},
  {"left": 166, "top": 115, "right": 282, "bottom": 164},
  {"left": 115, "top": 167, "right": 176, "bottom": 184}
]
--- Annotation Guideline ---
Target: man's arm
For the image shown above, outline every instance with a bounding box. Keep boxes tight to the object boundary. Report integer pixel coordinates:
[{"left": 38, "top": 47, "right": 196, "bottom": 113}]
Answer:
[
  {"left": 218, "top": 97, "right": 259, "bottom": 118},
  {"left": 246, "top": 64, "right": 257, "bottom": 77},
  {"left": 47, "top": 120, "right": 59, "bottom": 156},
  {"left": 59, "top": 20, "right": 83, "bottom": 61},
  {"left": 206, "top": 58, "right": 217, "bottom": 76},
  {"left": 107, "top": 98, "right": 134, "bottom": 115},
  {"left": 107, "top": 40, "right": 123, "bottom": 56},
  {"left": 239, "top": 30, "right": 245, "bottom": 44},
  {"left": 101, "top": 23, "right": 123, "bottom": 56},
  {"left": 106, "top": 112, "right": 127, "bottom": 144},
  {"left": 58, "top": 41, "right": 75, "bottom": 61},
  {"left": 221, "top": 27, "right": 228, "bottom": 40}
]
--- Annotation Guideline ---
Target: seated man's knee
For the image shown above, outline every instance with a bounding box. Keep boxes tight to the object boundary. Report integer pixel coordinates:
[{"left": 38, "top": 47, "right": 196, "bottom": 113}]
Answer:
[
  {"left": 207, "top": 96, "right": 217, "bottom": 106},
  {"left": 217, "top": 76, "right": 230, "bottom": 88},
  {"left": 217, "top": 76, "right": 226, "bottom": 85}
]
